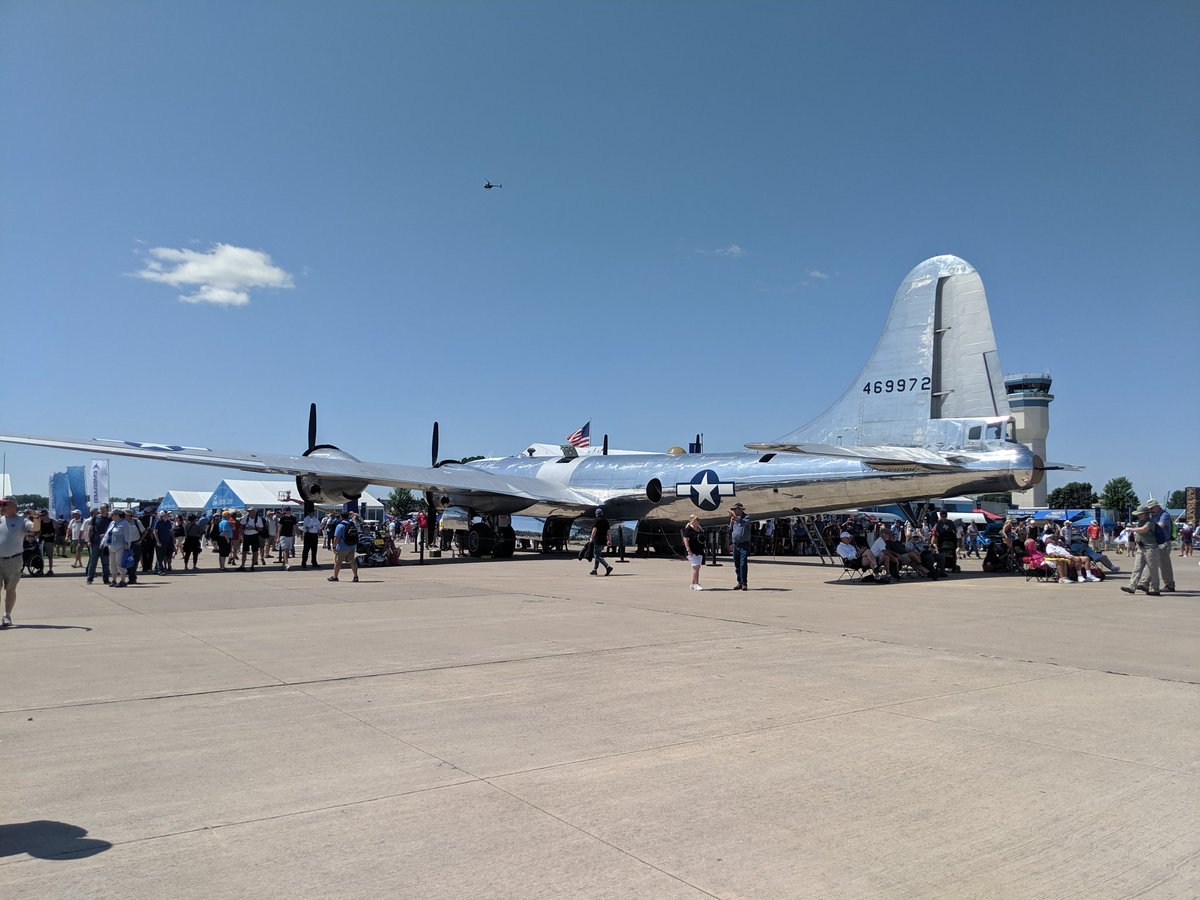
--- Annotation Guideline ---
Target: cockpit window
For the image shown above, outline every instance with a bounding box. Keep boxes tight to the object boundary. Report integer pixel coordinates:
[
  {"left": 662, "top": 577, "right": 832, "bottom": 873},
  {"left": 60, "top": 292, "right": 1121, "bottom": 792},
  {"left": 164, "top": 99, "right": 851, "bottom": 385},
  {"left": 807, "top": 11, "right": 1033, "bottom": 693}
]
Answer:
[
  {"left": 967, "top": 426, "right": 983, "bottom": 441},
  {"left": 987, "top": 423, "right": 1002, "bottom": 440}
]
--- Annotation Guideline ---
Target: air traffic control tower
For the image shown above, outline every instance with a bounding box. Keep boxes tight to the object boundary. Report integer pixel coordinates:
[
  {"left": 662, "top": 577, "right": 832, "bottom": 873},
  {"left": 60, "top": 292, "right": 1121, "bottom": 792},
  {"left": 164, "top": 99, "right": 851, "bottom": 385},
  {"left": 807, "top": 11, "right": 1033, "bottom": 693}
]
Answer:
[{"left": 1004, "top": 372, "right": 1054, "bottom": 507}]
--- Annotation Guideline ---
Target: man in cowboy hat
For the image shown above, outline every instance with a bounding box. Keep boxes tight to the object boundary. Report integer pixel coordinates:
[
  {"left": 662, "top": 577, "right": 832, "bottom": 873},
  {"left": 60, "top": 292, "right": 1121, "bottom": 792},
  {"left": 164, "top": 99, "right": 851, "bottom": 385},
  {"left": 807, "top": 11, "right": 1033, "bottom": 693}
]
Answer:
[{"left": 729, "top": 502, "right": 751, "bottom": 590}]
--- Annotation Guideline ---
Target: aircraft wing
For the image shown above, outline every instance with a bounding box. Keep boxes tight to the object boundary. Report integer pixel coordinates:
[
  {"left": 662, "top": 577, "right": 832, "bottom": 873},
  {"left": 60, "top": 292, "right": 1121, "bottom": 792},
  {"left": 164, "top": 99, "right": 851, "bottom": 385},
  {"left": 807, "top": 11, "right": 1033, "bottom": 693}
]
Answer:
[
  {"left": 745, "top": 442, "right": 965, "bottom": 471},
  {"left": 0, "top": 431, "right": 590, "bottom": 506}
]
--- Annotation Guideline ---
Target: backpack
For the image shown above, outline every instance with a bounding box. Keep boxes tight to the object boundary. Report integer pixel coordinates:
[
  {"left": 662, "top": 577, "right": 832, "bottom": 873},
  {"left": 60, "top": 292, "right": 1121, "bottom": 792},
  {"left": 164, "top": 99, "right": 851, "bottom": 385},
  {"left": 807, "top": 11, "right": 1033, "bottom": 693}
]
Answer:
[{"left": 342, "top": 521, "right": 358, "bottom": 546}]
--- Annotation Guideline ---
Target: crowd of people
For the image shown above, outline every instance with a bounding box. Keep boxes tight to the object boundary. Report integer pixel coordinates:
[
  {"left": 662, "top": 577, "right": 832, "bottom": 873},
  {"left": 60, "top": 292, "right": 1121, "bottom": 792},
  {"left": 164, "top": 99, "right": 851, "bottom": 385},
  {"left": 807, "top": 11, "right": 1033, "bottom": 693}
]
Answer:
[{"left": 7, "top": 503, "right": 397, "bottom": 587}]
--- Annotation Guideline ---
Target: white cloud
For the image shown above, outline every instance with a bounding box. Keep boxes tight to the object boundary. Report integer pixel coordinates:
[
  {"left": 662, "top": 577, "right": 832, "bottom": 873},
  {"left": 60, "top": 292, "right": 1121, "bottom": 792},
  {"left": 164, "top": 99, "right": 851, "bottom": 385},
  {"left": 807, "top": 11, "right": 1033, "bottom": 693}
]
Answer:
[
  {"left": 807, "top": 269, "right": 830, "bottom": 279},
  {"left": 133, "top": 243, "right": 294, "bottom": 307},
  {"left": 687, "top": 243, "right": 745, "bottom": 258}
]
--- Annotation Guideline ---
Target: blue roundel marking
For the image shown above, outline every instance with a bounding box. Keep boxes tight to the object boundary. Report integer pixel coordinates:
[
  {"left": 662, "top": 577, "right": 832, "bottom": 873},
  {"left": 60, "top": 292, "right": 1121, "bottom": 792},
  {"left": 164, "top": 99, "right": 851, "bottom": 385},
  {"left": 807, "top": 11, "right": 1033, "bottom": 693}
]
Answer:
[{"left": 676, "top": 469, "right": 735, "bottom": 511}]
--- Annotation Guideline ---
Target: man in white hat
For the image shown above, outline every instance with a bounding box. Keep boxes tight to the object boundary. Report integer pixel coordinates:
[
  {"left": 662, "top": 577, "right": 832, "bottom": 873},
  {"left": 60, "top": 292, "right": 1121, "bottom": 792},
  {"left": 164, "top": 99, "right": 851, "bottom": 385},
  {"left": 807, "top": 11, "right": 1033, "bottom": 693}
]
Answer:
[{"left": 1120, "top": 505, "right": 1161, "bottom": 597}]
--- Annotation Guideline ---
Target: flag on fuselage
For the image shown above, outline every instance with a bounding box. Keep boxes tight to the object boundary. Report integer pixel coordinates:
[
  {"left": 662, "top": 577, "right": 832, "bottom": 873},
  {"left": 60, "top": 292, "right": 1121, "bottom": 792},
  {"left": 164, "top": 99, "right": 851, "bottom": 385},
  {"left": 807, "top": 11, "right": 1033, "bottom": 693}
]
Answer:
[{"left": 565, "top": 421, "right": 590, "bottom": 448}]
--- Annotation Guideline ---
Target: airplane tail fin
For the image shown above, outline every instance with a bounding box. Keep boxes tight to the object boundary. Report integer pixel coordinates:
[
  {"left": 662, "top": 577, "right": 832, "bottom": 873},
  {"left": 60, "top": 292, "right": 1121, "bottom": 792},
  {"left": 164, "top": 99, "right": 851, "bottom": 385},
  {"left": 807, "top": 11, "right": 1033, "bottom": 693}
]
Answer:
[{"left": 778, "top": 255, "right": 1009, "bottom": 447}]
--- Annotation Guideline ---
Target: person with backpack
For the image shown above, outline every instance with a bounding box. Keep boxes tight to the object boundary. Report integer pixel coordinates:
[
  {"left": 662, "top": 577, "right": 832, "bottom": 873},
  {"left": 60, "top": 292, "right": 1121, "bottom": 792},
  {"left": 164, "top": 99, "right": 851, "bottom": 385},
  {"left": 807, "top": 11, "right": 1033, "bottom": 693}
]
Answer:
[
  {"left": 328, "top": 511, "right": 359, "bottom": 583},
  {"left": 240, "top": 506, "right": 265, "bottom": 570},
  {"left": 182, "top": 514, "right": 205, "bottom": 571}
]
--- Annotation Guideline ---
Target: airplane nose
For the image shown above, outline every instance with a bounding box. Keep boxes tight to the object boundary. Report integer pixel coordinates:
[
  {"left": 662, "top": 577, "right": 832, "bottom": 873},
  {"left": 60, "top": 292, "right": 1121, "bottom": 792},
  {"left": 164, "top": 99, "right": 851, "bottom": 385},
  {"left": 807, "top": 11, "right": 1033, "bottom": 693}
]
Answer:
[{"left": 1012, "top": 453, "right": 1043, "bottom": 490}]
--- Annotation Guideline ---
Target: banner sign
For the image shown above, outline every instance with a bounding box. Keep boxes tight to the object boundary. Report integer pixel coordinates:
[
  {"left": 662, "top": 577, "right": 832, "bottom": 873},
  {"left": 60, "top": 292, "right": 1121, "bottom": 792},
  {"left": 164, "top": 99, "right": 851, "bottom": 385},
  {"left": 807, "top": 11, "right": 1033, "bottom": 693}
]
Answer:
[
  {"left": 90, "top": 459, "right": 110, "bottom": 509},
  {"left": 50, "top": 471, "right": 71, "bottom": 520},
  {"left": 67, "top": 465, "right": 89, "bottom": 515}
]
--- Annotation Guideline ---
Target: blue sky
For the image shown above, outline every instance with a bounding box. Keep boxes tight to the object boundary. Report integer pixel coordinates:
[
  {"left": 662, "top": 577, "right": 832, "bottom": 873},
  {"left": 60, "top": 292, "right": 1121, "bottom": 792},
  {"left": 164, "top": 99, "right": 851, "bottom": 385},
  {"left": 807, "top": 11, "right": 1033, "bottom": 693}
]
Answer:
[{"left": 1, "top": 1, "right": 1197, "bottom": 504}]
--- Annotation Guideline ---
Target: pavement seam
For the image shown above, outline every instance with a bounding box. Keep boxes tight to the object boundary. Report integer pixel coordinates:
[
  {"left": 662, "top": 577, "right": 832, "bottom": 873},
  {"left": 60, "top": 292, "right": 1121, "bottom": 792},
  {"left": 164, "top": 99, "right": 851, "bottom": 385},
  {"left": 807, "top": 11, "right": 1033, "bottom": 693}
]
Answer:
[
  {"left": 0, "top": 629, "right": 789, "bottom": 714},
  {"left": 0, "top": 779, "right": 483, "bottom": 867},
  {"left": 285, "top": 685, "right": 724, "bottom": 896},
  {"left": 477, "top": 779, "right": 724, "bottom": 899},
  {"left": 603, "top": 597, "right": 1200, "bottom": 687},
  {"left": 468, "top": 672, "right": 1081, "bottom": 781},
  {"left": 874, "top": 695, "right": 1198, "bottom": 778}
]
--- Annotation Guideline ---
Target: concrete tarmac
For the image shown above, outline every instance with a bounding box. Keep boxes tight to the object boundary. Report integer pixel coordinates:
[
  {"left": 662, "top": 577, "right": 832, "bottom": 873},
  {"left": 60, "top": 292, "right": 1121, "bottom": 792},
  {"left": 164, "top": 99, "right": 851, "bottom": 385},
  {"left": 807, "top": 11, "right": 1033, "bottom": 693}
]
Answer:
[{"left": 1, "top": 548, "right": 1197, "bottom": 898}]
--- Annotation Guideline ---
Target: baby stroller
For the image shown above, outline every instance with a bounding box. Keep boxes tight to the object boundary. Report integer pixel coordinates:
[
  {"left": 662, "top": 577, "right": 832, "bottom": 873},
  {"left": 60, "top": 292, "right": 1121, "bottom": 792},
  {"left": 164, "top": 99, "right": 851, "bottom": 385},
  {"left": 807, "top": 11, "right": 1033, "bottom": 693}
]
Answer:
[
  {"left": 982, "top": 539, "right": 1025, "bottom": 573},
  {"left": 356, "top": 525, "right": 395, "bottom": 567},
  {"left": 22, "top": 541, "right": 44, "bottom": 576}
]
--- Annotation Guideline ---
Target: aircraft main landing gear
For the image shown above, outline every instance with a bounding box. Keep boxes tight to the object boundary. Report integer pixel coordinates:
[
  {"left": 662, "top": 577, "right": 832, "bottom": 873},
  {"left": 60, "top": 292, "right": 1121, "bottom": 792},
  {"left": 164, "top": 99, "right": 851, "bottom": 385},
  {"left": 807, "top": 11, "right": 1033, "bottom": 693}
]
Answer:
[{"left": 462, "top": 519, "right": 517, "bottom": 559}]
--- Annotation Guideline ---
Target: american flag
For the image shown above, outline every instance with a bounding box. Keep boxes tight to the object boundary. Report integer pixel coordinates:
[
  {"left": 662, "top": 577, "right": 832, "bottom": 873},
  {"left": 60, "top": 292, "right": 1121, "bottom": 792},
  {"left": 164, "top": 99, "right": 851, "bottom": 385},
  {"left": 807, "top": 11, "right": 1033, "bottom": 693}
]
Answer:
[{"left": 565, "top": 421, "right": 591, "bottom": 448}]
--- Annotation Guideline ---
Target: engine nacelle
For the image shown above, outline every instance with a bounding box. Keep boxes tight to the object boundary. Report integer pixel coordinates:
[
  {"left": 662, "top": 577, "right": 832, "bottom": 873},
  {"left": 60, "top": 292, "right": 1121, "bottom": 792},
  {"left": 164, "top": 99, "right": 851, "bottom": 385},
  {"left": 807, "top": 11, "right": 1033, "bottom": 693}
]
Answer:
[{"left": 296, "top": 445, "right": 369, "bottom": 504}]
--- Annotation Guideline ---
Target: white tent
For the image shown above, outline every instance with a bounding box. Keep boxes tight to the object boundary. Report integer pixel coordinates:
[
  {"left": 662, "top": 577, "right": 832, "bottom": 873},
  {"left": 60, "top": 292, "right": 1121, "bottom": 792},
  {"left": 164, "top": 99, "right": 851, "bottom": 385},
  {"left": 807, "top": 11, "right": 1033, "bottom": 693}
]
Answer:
[
  {"left": 202, "top": 479, "right": 383, "bottom": 516},
  {"left": 0, "top": 474, "right": 11, "bottom": 497},
  {"left": 158, "top": 490, "right": 211, "bottom": 513}
]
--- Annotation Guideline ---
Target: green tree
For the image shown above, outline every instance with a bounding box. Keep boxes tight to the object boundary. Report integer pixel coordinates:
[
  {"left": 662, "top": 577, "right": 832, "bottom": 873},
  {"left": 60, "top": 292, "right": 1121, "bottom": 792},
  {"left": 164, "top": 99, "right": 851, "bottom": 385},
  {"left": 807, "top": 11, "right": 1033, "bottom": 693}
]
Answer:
[
  {"left": 1046, "top": 481, "right": 1097, "bottom": 509},
  {"left": 1099, "top": 477, "right": 1138, "bottom": 516},
  {"left": 385, "top": 488, "right": 426, "bottom": 517},
  {"left": 12, "top": 493, "right": 49, "bottom": 509},
  {"left": 1166, "top": 489, "right": 1187, "bottom": 509}
]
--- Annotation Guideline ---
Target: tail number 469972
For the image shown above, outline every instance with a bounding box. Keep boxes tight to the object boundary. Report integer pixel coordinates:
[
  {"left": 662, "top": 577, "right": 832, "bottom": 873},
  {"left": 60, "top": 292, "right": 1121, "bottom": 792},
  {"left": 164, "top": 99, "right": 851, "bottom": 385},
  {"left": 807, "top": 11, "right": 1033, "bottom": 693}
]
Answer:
[{"left": 863, "top": 377, "right": 931, "bottom": 394}]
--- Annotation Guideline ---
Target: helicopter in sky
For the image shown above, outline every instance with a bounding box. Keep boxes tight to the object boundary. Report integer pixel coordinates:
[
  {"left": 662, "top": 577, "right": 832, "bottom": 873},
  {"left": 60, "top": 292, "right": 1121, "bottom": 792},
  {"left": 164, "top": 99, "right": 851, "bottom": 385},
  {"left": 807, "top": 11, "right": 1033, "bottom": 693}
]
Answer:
[{"left": 483, "top": 180, "right": 501, "bottom": 189}]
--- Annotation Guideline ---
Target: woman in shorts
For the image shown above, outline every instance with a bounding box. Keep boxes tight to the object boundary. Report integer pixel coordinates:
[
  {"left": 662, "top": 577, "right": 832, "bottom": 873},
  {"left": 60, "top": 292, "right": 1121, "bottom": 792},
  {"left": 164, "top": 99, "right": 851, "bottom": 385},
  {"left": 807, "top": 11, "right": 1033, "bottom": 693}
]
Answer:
[{"left": 682, "top": 514, "right": 705, "bottom": 591}]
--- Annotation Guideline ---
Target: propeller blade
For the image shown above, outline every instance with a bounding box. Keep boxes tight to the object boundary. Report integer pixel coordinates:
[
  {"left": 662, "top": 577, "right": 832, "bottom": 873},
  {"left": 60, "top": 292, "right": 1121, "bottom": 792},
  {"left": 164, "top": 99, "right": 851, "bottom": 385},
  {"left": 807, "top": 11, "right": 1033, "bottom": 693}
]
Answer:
[
  {"left": 602, "top": 434, "right": 608, "bottom": 455},
  {"left": 1040, "top": 462, "right": 1085, "bottom": 471},
  {"left": 431, "top": 421, "right": 439, "bottom": 468},
  {"left": 307, "top": 403, "right": 317, "bottom": 451}
]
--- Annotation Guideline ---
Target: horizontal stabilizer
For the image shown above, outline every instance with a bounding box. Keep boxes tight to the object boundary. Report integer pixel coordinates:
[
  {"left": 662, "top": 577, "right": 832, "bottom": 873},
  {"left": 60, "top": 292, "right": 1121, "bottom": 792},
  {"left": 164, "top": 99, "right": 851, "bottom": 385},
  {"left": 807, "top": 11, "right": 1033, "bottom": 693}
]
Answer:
[{"left": 745, "top": 442, "right": 964, "bottom": 471}]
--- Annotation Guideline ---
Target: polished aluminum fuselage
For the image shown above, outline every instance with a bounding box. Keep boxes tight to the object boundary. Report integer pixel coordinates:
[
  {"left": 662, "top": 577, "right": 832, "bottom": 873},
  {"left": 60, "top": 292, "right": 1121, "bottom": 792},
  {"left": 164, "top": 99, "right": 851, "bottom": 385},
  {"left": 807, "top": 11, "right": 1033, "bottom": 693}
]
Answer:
[{"left": 467, "top": 440, "right": 1038, "bottom": 525}]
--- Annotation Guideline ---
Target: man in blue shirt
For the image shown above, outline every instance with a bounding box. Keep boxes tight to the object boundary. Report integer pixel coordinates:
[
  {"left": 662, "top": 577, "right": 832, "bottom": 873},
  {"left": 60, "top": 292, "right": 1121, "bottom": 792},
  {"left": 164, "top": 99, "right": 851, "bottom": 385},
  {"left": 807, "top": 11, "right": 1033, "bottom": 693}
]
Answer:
[
  {"left": 729, "top": 502, "right": 751, "bottom": 590},
  {"left": 1146, "top": 499, "right": 1175, "bottom": 592},
  {"left": 153, "top": 511, "right": 175, "bottom": 574},
  {"left": 328, "top": 511, "right": 360, "bottom": 583}
]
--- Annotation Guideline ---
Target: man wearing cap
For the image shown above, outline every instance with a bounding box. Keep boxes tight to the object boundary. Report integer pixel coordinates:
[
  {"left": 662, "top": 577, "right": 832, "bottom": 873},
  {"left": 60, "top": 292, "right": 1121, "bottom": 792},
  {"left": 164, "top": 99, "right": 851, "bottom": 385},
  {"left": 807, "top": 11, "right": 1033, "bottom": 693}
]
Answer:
[
  {"left": 153, "top": 510, "right": 175, "bottom": 574},
  {"left": 300, "top": 508, "right": 322, "bottom": 569},
  {"left": 1121, "top": 505, "right": 1161, "bottom": 596},
  {"left": 68, "top": 510, "right": 85, "bottom": 567},
  {"left": 83, "top": 505, "right": 112, "bottom": 585},
  {"left": 729, "top": 502, "right": 751, "bottom": 590},
  {"left": 1, "top": 498, "right": 35, "bottom": 627},
  {"left": 328, "top": 510, "right": 359, "bottom": 583},
  {"left": 240, "top": 506, "right": 265, "bottom": 570},
  {"left": 37, "top": 510, "right": 57, "bottom": 575},
  {"left": 588, "top": 508, "right": 613, "bottom": 576},
  {"left": 835, "top": 531, "right": 888, "bottom": 582},
  {"left": 933, "top": 509, "right": 959, "bottom": 573},
  {"left": 1145, "top": 499, "right": 1175, "bottom": 592}
]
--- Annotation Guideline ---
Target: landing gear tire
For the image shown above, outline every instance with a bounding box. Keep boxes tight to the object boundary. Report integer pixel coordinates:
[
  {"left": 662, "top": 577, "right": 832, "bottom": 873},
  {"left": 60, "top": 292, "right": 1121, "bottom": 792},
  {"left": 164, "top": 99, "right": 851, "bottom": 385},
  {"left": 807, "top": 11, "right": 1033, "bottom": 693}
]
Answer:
[
  {"left": 492, "top": 526, "right": 516, "bottom": 559},
  {"left": 465, "top": 523, "right": 495, "bottom": 558}
]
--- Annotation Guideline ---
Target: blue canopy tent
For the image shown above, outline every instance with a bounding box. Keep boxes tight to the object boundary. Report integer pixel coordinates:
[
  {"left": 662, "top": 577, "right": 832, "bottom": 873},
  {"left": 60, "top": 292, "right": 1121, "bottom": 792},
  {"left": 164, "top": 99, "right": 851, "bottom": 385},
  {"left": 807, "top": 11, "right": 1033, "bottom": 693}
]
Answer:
[{"left": 1032, "top": 509, "right": 1093, "bottom": 522}]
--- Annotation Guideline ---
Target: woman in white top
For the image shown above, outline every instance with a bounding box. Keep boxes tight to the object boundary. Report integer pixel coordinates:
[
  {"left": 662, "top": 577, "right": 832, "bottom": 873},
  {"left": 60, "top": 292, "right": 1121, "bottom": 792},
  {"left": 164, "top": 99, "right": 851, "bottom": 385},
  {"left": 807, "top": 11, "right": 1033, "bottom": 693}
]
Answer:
[{"left": 682, "top": 515, "right": 705, "bottom": 590}]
